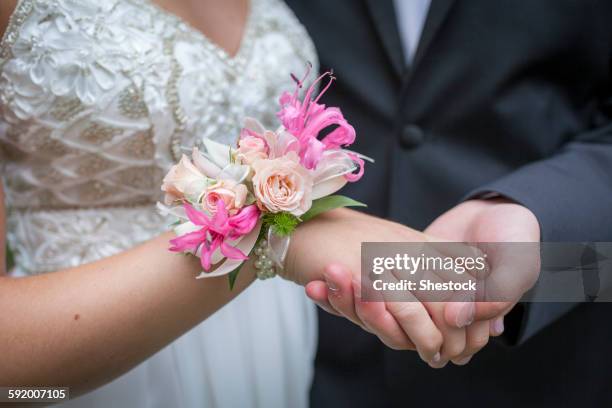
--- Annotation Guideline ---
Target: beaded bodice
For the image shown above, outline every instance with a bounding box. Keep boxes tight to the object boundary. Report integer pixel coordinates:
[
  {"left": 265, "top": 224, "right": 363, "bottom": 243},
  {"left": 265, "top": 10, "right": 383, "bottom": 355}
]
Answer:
[{"left": 0, "top": 0, "right": 317, "bottom": 274}]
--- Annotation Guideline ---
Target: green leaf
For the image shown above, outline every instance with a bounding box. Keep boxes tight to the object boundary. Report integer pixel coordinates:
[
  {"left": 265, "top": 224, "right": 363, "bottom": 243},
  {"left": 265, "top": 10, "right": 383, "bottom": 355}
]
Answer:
[
  {"left": 228, "top": 265, "right": 242, "bottom": 290},
  {"left": 301, "top": 195, "right": 367, "bottom": 222},
  {"left": 228, "top": 231, "right": 265, "bottom": 289},
  {"left": 256, "top": 224, "right": 270, "bottom": 243}
]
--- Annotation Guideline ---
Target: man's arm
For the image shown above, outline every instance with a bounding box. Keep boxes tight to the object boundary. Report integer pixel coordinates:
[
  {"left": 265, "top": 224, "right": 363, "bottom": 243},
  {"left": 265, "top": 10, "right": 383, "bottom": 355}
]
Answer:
[{"left": 454, "top": 81, "right": 612, "bottom": 343}]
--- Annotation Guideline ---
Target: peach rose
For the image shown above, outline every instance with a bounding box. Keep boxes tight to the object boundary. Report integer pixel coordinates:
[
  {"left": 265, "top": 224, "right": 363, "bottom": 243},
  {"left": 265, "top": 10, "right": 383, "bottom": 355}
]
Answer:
[
  {"left": 161, "top": 154, "right": 209, "bottom": 205},
  {"left": 202, "top": 179, "right": 248, "bottom": 215},
  {"left": 237, "top": 134, "right": 269, "bottom": 165},
  {"left": 251, "top": 151, "right": 313, "bottom": 216}
]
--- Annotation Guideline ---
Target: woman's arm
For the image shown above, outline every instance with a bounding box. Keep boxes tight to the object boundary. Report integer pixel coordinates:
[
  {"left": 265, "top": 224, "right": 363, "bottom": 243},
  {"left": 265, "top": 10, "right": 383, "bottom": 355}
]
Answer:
[
  {"left": 0, "top": 1, "right": 267, "bottom": 393},
  {"left": 0, "top": 1, "right": 256, "bottom": 392},
  {"left": 0, "top": 184, "right": 260, "bottom": 394}
]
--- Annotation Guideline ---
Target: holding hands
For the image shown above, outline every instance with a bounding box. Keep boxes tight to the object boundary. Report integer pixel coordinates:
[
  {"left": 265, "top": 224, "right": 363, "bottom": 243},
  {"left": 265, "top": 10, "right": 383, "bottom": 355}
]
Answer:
[{"left": 292, "top": 198, "right": 541, "bottom": 368}]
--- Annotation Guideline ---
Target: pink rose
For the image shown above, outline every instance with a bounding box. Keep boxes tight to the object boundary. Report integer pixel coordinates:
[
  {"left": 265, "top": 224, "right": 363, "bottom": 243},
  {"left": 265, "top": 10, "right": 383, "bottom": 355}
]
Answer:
[
  {"left": 251, "top": 151, "right": 313, "bottom": 216},
  {"left": 237, "top": 134, "right": 268, "bottom": 165},
  {"left": 161, "top": 154, "right": 208, "bottom": 205},
  {"left": 202, "top": 179, "right": 248, "bottom": 216}
]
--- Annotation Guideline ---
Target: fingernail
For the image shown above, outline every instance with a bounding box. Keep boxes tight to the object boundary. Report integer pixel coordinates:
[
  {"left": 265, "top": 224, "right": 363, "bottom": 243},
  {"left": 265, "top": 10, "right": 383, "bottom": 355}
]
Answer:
[
  {"left": 428, "top": 358, "right": 448, "bottom": 369},
  {"left": 455, "top": 302, "right": 475, "bottom": 328},
  {"left": 431, "top": 352, "right": 441, "bottom": 363},
  {"left": 324, "top": 272, "right": 339, "bottom": 292},
  {"left": 454, "top": 356, "right": 472, "bottom": 366},
  {"left": 492, "top": 317, "right": 505, "bottom": 335}
]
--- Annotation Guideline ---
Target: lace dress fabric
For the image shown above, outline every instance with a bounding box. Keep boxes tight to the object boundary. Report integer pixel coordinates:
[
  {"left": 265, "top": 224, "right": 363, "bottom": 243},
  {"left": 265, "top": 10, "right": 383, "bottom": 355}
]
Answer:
[{"left": 0, "top": 0, "right": 318, "bottom": 406}]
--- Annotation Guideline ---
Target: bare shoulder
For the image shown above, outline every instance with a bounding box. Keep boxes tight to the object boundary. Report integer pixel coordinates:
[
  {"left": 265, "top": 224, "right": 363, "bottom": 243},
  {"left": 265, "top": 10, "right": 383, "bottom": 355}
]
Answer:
[{"left": 0, "top": 1, "right": 18, "bottom": 39}]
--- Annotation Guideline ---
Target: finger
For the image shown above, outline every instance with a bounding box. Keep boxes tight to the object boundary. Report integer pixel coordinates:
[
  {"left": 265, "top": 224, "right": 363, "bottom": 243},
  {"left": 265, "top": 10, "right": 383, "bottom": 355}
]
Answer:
[
  {"left": 423, "top": 238, "right": 491, "bottom": 280},
  {"left": 385, "top": 301, "right": 444, "bottom": 364},
  {"left": 445, "top": 300, "right": 512, "bottom": 327},
  {"left": 352, "top": 276, "right": 416, "bottom": 351},
  {"left": 305, "top": 281, "right": 342, "bottom": 317},
  {"left": 324, "top": 264, "right": 364, "bottom": 327},
  {"left": 489, "top": 303, "right": 515, "bottom": 337},
  {"left": 490, "top": 316, "right": 505, "bottom": 337},
  {"left": 388, "top": 248, "right": 479, "bottom": 302},
  {"left": 478, "top": 242, "right": 540, "bottom": 305},
  {"left": 423, "top": 301, "right": 467, "bottom": 365},
  {"left": 393, "top": 267, "right": 456, "bottom": 303},
  {"left": 444, "top": 300, "right": 477, "bottom": 328},
  {"left": 450, "top": 320, "right": 490, "bottom": 366},
  {"left": 380, "top": 273, "right": 443, "bottom": 364},
  {"left": 408, "top": 267, "right": 478, "bottom": 305},
  {"left": 474, "top": 301, "right": 512, "bottom": 321}
]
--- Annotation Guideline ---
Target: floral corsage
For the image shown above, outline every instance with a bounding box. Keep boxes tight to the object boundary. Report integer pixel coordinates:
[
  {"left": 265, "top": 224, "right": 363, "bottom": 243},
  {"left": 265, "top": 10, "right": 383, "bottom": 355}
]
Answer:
[{"left": 158, "top": 67, "right": 370, "bottom": 288}]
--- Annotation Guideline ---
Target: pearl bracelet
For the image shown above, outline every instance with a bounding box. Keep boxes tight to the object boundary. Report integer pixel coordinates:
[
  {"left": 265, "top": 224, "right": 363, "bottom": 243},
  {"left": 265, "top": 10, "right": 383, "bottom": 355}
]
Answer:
[
  {"left": 253, "top": 230, "right": 291, "bottom": 280},
  {"left": 253, "top": 239, "right": 276, "bottom": 279}
]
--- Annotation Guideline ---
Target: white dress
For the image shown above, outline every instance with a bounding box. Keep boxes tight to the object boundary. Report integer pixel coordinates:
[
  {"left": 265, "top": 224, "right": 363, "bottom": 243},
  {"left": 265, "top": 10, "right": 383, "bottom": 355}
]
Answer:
[{"left": 0, "top": 0, "right": 318, "bottom": 407}]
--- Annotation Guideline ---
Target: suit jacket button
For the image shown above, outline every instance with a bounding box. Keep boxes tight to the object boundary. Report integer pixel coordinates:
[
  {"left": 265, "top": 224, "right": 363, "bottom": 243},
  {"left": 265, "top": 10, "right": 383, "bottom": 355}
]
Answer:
[{"left": 400, "top": 124, "right": 425, "bottom": 148}]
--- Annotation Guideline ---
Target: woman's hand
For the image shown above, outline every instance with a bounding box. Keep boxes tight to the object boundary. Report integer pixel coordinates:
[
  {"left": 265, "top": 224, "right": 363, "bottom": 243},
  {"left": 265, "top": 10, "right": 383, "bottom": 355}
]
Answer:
[
  {"left": 286, "top": 209, "right": 447, "bottom": 364},
  {"left": 307, "top": 264, "right": 497, "bottom": 367}
]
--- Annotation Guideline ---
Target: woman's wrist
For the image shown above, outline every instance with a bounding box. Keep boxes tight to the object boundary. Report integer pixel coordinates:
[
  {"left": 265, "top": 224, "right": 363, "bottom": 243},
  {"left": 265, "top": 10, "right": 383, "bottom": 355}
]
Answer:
[
  {"left": 281, "top": 215, "right": 318, "bottom": 285},
  {"left": 282, "top": 208, "right": 356, "bottom": 285},
  {"left": 283, "top": 209, "right": 430, "bottom": 285},
  {"left": 278, "top": 226, "right": 302, "bottom": 284}
]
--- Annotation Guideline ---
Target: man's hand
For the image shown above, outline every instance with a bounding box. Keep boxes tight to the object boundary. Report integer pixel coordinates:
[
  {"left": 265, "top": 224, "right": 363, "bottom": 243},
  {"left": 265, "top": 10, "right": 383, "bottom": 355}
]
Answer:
[{"left": 426, "top": 198, "right": 541, "bottom": 363}]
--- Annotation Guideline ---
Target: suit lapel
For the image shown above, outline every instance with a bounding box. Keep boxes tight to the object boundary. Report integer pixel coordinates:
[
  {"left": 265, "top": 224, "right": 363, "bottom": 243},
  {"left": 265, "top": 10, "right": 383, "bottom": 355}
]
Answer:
[
  {"left": 363, "top": 0, "right": 405, "bottom": 78},
  {"left": 410, "top": 0, "right": 457, "bottom": 73}
]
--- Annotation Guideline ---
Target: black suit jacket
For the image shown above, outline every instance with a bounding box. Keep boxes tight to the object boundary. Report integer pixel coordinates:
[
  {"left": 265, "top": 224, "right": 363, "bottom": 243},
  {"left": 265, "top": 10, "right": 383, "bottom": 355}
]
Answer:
[{"left": 285, "top": 0, "right": 612, "bottom": 407}]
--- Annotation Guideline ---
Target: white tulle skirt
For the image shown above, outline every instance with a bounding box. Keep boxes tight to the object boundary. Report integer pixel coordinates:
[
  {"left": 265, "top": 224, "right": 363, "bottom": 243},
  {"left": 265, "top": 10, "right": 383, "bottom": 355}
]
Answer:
[{"left": 12, "top": 264, "right": 317, "bottom": 408}]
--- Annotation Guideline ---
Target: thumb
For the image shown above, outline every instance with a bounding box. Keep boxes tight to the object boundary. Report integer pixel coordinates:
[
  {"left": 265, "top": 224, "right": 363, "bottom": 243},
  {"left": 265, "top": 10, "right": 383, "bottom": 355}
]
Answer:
[{"left": 444, "top": 301, "right": 510, "bottom": 328}]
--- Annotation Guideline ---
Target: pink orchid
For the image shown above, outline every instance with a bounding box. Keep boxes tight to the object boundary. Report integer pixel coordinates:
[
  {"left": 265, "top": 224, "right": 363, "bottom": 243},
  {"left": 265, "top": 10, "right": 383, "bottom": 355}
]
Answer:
[
  {"left": 239, "top": 118, "right": 298, "bottom": 160},
  {"left": 169, "top": 201, "right": 260, "bottom": 271},
  {"left": 277, "top": 66, "right": 356, "bottom": 170}
]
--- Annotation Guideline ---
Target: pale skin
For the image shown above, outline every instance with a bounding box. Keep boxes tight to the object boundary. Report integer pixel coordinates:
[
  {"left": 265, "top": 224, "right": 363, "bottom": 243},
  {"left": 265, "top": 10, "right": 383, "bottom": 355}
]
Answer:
[
  {"left": 153, "top": 0, "right": 250, "bottom": 57},
  {"left": 0, "top": 0, "right": 254, "bottom": 394},
  {"left": 0, "top": 181, "right": 259, "bottom": 393},
  {"left": 0, "top": 0, "right": 255, "bottom": 393},
  {"left": 148, "top": 0, "right": 541, "bottom": 369},
  {"left": 299, "top": 210, "right": 487, "bottom": 367},
  {"left": 306, "top": 198, "right": 540, "bottom": 366},
  {"left": 0, "top": 179, "right": 435, "bottom": 394},
  {"left": 0, "top": 0, "right": 537, "bottom": 396}
]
